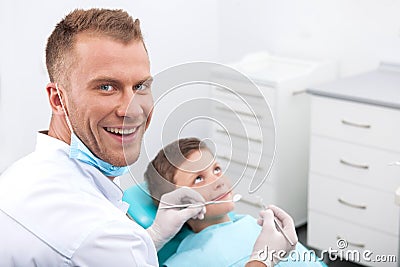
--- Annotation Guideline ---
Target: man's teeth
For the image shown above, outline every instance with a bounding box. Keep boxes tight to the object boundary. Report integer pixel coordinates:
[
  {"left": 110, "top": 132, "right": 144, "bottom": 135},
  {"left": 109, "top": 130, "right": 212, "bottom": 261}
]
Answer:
[{"left": 106, "top": 127, "right": 136, "bottom": 135}]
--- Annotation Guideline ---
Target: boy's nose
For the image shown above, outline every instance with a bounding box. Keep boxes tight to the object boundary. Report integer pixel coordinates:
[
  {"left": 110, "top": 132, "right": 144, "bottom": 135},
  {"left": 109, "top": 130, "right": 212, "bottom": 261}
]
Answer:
[{"left": 213, "top": 176, "right": 227, "bottom": 191}]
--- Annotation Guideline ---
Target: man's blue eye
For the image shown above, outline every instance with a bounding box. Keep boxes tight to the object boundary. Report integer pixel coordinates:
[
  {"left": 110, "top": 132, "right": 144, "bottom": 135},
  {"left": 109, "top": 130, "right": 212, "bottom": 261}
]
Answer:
[
  {"left": 135, "top": 83, "right": 147, "bottom": 91},
  {"left": 100, "top": 85, "right": 113, "bottom": 91}
]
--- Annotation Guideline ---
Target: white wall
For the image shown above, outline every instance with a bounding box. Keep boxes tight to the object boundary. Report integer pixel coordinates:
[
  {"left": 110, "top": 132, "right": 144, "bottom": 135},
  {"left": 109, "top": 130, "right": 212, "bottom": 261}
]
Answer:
[
  {"left": 1, "top": 0, "right": 399, "bottom": 188},
  {"left": 217, "top": 0, "right": 400, "bottom": 77},
  {"left": 0, "top": 1, "right": 52, "bottom": 172},
  {"left": 123, "top": 1, "right": 219, "bottom": 185},
  {"left": 0, "top": 0, "right": 219, "bottom": 180}
]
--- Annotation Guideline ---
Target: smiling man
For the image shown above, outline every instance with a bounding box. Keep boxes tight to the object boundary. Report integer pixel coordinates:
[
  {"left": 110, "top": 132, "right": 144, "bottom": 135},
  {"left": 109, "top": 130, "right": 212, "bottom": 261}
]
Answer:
[
  {"left": 0, "top": 8, "right": 206, "bottom": 266},
  {"left": 48, "top": 25, "right": 153, "bottom": 168}
]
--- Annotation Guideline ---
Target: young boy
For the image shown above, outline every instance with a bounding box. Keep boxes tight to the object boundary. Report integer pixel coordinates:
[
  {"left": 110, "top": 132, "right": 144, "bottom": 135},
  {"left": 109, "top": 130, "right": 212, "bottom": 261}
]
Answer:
[{"left": 144, "top": 138, "right": 325, "bottom": 267}]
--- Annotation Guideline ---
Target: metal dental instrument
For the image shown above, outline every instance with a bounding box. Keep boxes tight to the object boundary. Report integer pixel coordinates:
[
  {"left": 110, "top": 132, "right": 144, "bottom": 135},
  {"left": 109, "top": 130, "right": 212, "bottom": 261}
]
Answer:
[
  {"left": 159, "top": 193, "right": 242, "bottom": 210},
  {"left": 260, "top": 202, "right": 295, "bottom": 247},
  {"left": 273, "top": 216, "right": 295, "bottom": 247}
]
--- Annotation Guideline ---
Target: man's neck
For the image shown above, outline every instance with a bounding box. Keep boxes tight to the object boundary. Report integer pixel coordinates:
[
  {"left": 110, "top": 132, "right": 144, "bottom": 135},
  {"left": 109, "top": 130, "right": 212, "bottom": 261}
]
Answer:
[{"left": 48, "top": 114, "right": 71, "bottom": 145}]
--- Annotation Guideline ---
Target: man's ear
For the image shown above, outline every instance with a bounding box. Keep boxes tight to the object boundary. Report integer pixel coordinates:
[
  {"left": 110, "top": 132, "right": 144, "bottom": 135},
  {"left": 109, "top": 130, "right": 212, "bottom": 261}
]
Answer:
[{"left": 46, "top": 82, "right": 64, "bottom": 114}]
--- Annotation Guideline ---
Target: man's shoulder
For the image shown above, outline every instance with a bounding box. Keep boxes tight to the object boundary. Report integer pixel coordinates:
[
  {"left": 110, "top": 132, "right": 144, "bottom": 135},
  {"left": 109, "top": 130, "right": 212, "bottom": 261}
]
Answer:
[
  {"left": 0, "top": 195, "right": 150, "bottom": 264},
  {"left": 0, "top": 153, "right": 136, "bottom": 261},
  {"left": 0, "top": 145, "right": 109, "bottom": 225},
  {"left": 0, "top": 146, "right": 79, "bottom": 192}
]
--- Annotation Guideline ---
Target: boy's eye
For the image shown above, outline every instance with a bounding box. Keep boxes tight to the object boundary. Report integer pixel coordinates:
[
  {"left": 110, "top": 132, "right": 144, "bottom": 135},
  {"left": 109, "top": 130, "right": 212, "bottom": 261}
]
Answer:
[
  {"left": 194, "top": 176, "right": 204, "bottom": 184},
  {"left": 99, "top": 84, "right": 114, "bottom": 91},
  {"left": 213, "top": 166, "right": 221, "bottom": 175}
]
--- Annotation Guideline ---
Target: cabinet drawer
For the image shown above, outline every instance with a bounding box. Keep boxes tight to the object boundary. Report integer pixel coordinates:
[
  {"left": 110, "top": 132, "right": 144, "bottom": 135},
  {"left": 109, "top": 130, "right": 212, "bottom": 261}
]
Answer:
[
  {"left": 212, "top": 78, "right": 276, "bottom": 108},
  {"left": 218, "top": 155, "right": 276, "bottom": 186},
  {"left": 217, "top": 145, "right": 274, "bottom": 171},
  {"left": 212, "top": 86, "right": 275, "bottom": 110},
  {"left": 308, "top": 174, "right": 399, "bottom": 235},
  {"left": 310, "top": 136, "right": 400, "bottom": 192},
  {"left": 214, "top": 127, "right": 275, "bottom": 156},
  {"left": 308, "top": 211, "right": 398, "bottom": 267},
  {"left": 212, "top": 114, "right": 267, "bottom": 140},
  {"left": 212, "top": 102, "right": 275, "bottom": 130},
  {"left": 213, "top": 98, "right": 270, "bottom": 120},
  {"left": 311, "top": 96, "right": 400, "bottom": 151}
]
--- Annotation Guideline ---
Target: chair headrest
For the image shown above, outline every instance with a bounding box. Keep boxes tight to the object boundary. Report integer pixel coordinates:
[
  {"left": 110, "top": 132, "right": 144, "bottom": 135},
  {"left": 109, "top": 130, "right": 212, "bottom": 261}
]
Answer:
[
  {"left": 123, "top": 183, "right": 192, "bottom": 264},
  {"left": 123, "top": 183, "right": 156, "bottom": 229}
]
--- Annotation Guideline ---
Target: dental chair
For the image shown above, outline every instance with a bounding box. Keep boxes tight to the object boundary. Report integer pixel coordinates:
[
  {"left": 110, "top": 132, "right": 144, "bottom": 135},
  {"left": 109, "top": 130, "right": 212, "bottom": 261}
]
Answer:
[
  {"left": 123, "top": 183, "right": 192, "bottom": 264},
  {"left": 123, "top": 184, "right": 328, "bottom": 266},
  {"left": 122, "top": 183, "right": 237, "bottom": 265}
]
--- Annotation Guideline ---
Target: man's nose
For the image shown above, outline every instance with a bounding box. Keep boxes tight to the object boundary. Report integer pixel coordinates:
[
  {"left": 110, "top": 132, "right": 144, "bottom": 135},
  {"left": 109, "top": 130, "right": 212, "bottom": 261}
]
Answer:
[{"left": 116, "top": 89, "right": 144, "bottom": 118}]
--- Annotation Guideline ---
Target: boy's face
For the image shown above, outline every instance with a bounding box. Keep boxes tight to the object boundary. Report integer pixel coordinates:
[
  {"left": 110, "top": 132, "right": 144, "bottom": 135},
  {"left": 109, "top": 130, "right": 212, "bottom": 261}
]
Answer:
[{"left": 173, "top": 149, "right": 235, "bottom": 219}]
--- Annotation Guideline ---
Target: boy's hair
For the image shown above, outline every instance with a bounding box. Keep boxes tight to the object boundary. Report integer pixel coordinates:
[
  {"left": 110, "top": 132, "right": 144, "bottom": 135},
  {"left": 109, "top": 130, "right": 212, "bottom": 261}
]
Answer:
[
  {"left": 144, "top": 138, "right": 207, "bottom": 206},
  {"left": 46, "top": 8, "right": 145, "bottom": 85}
]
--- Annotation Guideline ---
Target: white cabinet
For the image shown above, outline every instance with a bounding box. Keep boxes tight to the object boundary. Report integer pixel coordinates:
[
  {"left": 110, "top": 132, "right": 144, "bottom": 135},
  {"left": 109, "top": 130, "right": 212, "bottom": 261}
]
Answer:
[
  {"left": 307, "top": 65, "right": 400, "bottom": 267},
  {"left": 210, "top": 53, "right": 336, "bottom": 225}
]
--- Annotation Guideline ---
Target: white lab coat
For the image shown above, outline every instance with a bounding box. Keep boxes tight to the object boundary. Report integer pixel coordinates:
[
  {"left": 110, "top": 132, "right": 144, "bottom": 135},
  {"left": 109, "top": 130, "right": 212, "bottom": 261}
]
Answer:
[{"left": 0, "top": 132, "right": 158, "bottom": 267}]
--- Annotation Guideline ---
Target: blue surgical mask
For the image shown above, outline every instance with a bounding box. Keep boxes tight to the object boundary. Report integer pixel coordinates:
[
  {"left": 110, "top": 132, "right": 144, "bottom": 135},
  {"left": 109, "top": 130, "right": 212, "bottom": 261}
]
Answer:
[
  {"left": 56, "top": 83, "right": 129, "bottom": 177},
  {"left": 69, "top": 133, "right": 129, "bottom": 177}
]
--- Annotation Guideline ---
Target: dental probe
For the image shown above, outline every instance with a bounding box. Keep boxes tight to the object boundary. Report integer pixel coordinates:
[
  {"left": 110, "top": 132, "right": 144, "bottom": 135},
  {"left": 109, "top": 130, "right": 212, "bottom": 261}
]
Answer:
[
  {"left": 262, "top": 204, "right": 295, "bottom": 247},
  {"left": 159, "top": 193, "right": 242, "bottom": 210}
]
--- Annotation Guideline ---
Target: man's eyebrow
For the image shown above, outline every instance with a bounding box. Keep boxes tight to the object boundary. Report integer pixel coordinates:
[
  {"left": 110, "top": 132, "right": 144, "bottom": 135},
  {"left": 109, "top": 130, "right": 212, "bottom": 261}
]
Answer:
[
  {"left": 88, "top": 77, "right": 122, "bottom": 86},
  {"left": 139, "top": 76, "right": 153, "bottom": 84},
  {"left": 88, "top": 76, "right": 153, "bottom": 86}
]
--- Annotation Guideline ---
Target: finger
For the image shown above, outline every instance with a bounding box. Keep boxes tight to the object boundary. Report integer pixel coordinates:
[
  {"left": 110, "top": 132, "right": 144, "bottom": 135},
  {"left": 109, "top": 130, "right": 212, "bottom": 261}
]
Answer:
[
  {"left": 259, "top": 209, "right": 277, "bottom": 232},
  {"left": 192, "top": 206, "right": 206, "bottom": 220},
  {"left": 268, "top": 205, "right": 298, "bottom": 243},
  {"left": 256, "top": 210, "right": 266, "bottom": 226},
  {"left": 268, "top": 205, "right": 294, "bottom": 229},
  {"left": 177, "top": 187, "right": 206, "bottom": 204},
  {"left": 178, "top": 205, "right": 205, "bottom": 221}
]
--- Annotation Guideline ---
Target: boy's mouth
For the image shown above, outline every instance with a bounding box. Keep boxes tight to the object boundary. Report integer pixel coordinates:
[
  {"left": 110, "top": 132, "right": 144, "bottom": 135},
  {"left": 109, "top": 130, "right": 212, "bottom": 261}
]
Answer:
[{"left": 212, "top": 191, "right": 232, "bottom": 201}]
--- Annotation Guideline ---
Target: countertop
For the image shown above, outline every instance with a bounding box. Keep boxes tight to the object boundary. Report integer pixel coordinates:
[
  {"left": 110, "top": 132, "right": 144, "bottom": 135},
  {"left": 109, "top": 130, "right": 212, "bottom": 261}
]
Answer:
[{"left": 307, "top": 63, "right": 400, "bottom": 109}]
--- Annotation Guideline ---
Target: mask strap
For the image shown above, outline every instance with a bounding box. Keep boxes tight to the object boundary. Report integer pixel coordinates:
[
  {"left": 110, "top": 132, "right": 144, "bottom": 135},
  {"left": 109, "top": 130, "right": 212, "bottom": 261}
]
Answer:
[{"left": 55, "top": 83, "right": 74, "bottom": 133}]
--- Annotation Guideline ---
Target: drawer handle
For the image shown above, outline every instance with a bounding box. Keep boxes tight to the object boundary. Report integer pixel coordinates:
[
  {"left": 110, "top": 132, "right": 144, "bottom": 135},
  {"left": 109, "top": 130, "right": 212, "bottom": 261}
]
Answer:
[
  {"left": 292, "top": 89, "right": 307, "bottom": 96},
  {"left": 218, "top": 155, "right": 262, "bottom": 171},
  {"left": 337, "top": 198, "right": 367, "bottom": 210},
  {"left": 341, "top": 119, "right": 371, "bottom": 129},
  {"left": 216, "top": 106, "right": 263, "bottom": 120},
  {"left": 215, "top": 87, "right": 262, "bottom": 99},
  {"left": 336, "top": 236, "right": 365, "bottom": 248},
  {"left": 339, "top": 159, "right": 369, "bottom": 170},
  {"left": 216, "top": 129, "right": 262, "bottom": 143}
]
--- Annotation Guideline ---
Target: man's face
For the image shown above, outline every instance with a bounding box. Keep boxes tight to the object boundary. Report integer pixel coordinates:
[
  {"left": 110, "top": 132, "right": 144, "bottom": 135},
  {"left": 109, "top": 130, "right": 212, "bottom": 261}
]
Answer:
[
  {"left": 64, "top": 33, "right": 153, "bottom": 166},
  {"left": 173, "top": 149, "right": 234, "bottom": 219}
]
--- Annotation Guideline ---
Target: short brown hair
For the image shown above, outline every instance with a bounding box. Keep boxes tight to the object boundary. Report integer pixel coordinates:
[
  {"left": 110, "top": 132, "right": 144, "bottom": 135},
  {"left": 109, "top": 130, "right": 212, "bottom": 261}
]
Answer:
[
  {"left": 45, "top": 8, "right": 145, "bottom": 84},
  {"left": 144, "top": 138, "right": 208, "bottom": 206}
]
